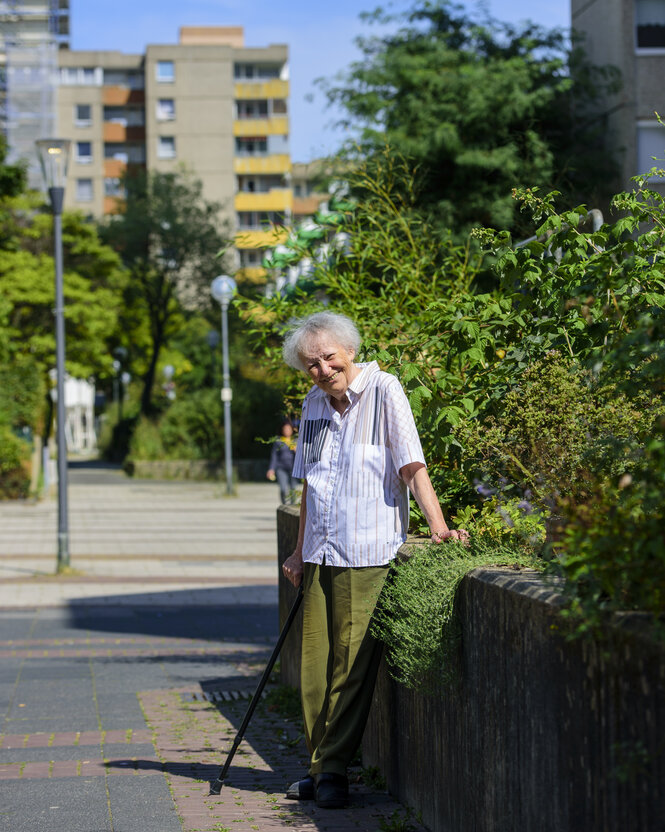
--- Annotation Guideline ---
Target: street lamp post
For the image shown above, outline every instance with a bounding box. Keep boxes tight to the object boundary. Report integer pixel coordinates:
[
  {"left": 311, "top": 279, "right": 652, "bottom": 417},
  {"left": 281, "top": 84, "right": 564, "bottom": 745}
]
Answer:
[
  {"left": 207, "top": 329, "right": 220, "bottom": 388},
  {"left": 210, "top": 275, "right": 237, "bottom": 495},
  {"left": 35, "top": 138, "right": 71, "bottom": 571},
  {"left": 113, "top": 346, "right": 128, "bottom": 422}
]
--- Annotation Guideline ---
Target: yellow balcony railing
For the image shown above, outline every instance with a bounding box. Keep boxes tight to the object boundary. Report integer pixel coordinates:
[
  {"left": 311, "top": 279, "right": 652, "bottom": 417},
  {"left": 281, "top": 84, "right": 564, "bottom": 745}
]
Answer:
[
  {"left": 233, "top": 154, "right": 291, "bottom": 175},
  {"left": 234, "top": 189, "right": 293, "bottom": 212},
  {"left": 234, "top": 80, "right": 289, "bottom": 100},
  {"left": 236, "top": 266, "right": 268, "bottom": 284},
  {"left": 235, "top": 228, "right": 289, "bottom": 249},
  {"left": 233, "top": 117, "right": 288, "bottom": 137}
]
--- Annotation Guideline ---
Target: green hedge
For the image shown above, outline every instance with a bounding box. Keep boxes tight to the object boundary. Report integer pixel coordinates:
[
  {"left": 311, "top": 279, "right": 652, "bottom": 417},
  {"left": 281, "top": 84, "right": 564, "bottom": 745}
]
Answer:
[{"left": 0, "top": 427, "right": 31, "bottom": 499}]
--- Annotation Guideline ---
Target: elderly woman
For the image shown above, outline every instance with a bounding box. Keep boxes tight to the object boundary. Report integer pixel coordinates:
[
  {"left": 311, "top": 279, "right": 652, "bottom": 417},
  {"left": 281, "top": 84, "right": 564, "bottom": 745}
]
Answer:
[{"left": 281, "top": 311, "right": 467, "bottom": 810}]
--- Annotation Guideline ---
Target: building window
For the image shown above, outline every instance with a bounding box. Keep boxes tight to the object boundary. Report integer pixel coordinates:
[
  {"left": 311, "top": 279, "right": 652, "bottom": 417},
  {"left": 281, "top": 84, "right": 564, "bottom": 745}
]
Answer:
[
  {"left": 103, "top": 69, "right": 144, "bottom": 89},
  {"left": 60, "top": 67, "right": 101, "bottom": 86},
  {"left": 104, "top": 143, "right": 146, "bottom": 163},
  {"left": 235, "top": 137, "right": 267, "bottom": 156},
  {"left": 104, "top": 178, "right": 124, "bottom": 197},
  {"left": 76, "top": 178, "right": 93, "bottom": 201},
  {"left": 234, "top": 63, "right": 281, "bottom": 80},
  {"left": 272, "top": 99, "right": 287, "bottom": 114},
  {"left": 156, "top": 99, "right": 176, "bottom": 121},
  {"left": 239, "top": 249, "right": 262, "bottom": 267},
  {"left": 156, "top": 61, "right": 175, "bottom": 82},
  {"left": 636, "top": 0, "right": 665, "bottom": 48},
  {"left": 157, "top": 136, "right": 176, "bottom": 159},
  {"left": 237, "top": 211, "right": 284, "bottom": 229},
  {"left": 237, "top": 100, "right": 268, "bottom": 119},
  {"left": 237, "top": 175, "right": 283, "bottom": 193},
  {"left": 103, "top": 106, "right": 145, "bottom": 127},
  {"left": 76, "top": 141, "right": 92, "bottom": 163},
  {"left": 637, "top": 122, "right": 665, "bottom": 179},
  {"left": 234, "top": 63, "right": 255, "bottom": 79},
  {"left": 75, "top": 104, "right": 92, "bottom": 127}
]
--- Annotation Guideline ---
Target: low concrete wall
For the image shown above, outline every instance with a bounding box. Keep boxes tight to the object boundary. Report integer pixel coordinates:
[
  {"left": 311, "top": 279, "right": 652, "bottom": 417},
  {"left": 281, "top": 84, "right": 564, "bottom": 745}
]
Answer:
[{"left": 277, "top": 507, "right": 665, "bottom": 832}]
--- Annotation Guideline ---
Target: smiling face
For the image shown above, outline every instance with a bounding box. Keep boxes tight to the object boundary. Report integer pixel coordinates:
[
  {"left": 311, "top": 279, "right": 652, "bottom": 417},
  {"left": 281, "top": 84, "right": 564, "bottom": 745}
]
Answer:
[{"left": 299, "top": 333, "right": 360, "bottom": 400}]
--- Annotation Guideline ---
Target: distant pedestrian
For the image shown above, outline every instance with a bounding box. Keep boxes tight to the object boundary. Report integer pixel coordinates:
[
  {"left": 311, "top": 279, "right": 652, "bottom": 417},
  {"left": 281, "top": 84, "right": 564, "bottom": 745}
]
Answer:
[{"left": 267, "top": 418, "right": 299, "bottom": 504}]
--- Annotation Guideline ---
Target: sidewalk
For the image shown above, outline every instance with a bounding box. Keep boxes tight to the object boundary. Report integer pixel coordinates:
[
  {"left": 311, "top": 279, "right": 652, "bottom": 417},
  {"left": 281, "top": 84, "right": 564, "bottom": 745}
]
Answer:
[{"left": 0, "top": 463, "right": 426, "bottom": 832}]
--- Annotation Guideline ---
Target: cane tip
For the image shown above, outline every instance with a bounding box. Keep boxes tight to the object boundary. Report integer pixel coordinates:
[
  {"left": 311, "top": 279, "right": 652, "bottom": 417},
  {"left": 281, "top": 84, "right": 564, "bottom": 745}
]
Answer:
[{"left": 209, "top": 779, "right": 223, "bottom": 795}]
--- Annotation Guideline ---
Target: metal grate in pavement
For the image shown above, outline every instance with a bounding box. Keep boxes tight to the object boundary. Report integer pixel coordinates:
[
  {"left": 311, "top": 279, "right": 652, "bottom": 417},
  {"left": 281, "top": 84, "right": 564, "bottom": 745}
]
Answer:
[{"left": 180, "top": 689, "right": 263, "bottom": 703}]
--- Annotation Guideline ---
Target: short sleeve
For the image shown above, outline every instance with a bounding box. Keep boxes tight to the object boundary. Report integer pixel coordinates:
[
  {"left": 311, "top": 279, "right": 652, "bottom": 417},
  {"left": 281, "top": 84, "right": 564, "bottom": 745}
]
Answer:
[{"left": 383, "top": 376, "right": 426, "bottom": 473}]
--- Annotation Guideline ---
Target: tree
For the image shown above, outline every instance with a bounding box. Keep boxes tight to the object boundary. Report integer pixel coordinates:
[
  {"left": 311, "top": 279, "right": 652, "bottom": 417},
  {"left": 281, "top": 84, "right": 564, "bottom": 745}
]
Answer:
[
  {"left": 319, "top": 1, "right": 621, "bottom": 236},
  {"left": 101, "top": 168, "right": 231, "bottom": 414},
  {"left": 0, "top": 135, "right": 26, "bottom": 200}
]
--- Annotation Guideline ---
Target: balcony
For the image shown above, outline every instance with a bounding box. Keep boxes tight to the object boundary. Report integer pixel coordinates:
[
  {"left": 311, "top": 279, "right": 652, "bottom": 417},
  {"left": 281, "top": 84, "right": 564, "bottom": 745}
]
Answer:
[
  {"left": 233, "top": 154, "right": 291, "bottom": 175},
  {"left": 104, "top": 159, "right": 126, "bottom": 178},
  {"left": 103, "top": 196, "right": 123, "bottom": 215},
  {"left": 234, "top": 117, "right": 288, "bottom": 137},
  {"left": 103, "top": 86, "right": 145, "bottom": 106},
  {"left": 234, "top": 189, "right": 292, "bottom": 212},
  {"left": 103, "top": 123, "right": 145, "bottom": 142},
  {"left": 236, "top": 266, "right": 268, "bottom": 283},
  {"left": 234, "top": 80, "right": 289, "bottom": 100},
  {"left": 235, "top": 228, "right": 289, "bottom": 249}
]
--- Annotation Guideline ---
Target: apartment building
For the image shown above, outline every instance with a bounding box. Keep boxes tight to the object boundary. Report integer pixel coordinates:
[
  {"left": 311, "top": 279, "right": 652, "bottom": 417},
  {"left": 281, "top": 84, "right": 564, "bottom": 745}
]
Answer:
[
  {"left": 54, "top": 26, "right": 290, "bottom": 277},
  {"left": 571, "top": 0, "right": 665, "bottom": 193}
]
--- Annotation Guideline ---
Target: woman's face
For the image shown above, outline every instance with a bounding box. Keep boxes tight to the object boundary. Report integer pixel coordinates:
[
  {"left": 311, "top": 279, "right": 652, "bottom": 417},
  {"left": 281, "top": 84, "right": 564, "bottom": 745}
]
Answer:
[
  {"left": 298, "top": 333, "right": 359, "bottom": 400},
  {"left": 281, "top": 423, "right": 293, "bottom": 438}
]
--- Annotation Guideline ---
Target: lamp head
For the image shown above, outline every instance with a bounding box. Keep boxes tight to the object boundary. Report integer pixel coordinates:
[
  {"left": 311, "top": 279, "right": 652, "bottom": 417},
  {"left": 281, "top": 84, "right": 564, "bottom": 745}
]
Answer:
[
  {"left": 35, "top": 139, "right": 71, "bottom": 190},
  {"left": 211, "top": 275, "right": 237, "bottom": 305}
]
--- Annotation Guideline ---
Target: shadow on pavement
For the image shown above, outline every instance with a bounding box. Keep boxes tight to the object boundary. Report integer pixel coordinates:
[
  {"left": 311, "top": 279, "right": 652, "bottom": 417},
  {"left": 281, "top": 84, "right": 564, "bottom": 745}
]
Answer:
[{"left": 65, "top": 586, "right": 279, "bottom": 643}]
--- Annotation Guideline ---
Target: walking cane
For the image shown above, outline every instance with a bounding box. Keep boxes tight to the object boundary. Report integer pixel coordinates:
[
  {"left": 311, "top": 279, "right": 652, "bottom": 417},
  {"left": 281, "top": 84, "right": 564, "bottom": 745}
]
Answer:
[{"left": 209, "top": 582, "right": 304, "bottom": 795}]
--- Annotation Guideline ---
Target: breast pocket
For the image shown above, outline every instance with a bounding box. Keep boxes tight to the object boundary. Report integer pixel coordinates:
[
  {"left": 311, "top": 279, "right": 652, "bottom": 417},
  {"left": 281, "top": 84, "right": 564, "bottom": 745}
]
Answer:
[{"left": 340, "top": 444, "right": 388, "bottom": 498}]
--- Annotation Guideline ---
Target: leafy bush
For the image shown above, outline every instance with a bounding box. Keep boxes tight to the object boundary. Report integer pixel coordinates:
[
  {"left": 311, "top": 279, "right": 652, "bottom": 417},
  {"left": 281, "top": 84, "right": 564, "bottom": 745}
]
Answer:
[
  {"left": 455, "top": 350, "right": 663, "bottom": 511},
  {"left": 0, "top": 427, "right": 31, "bottom": 499},
  {"left": 0, "top": 358, "right": 45, "bottom": 433},
  {"left": 128, "top": 389, "right": 224, "bottom": 461},
  {"left": 553, "top": 429, "right": 665, "bottom": 636},
  {"left": 372, "top": 538, "right": 543, "bottom": 694}
]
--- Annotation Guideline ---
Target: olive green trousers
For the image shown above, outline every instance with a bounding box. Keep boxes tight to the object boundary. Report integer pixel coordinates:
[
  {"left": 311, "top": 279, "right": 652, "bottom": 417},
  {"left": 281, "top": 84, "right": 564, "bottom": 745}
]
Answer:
[{"left": 301, "top": 561, "right": 390, "bottom": 777}]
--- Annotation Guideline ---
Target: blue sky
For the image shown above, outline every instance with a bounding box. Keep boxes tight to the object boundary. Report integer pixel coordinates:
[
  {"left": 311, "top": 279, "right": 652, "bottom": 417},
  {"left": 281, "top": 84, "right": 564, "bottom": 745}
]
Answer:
[{"left": 70, "top": 0, "right": 570, "bottom": 161}]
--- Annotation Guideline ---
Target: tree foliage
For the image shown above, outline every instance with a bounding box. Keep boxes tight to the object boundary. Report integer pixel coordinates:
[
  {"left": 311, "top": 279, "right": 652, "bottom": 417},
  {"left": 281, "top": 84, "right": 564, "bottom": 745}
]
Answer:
[
  {"left": 0, "top": 192, "right": 126, "bottom": 383},
  {"left": 101, "top": 168, "right": 231, "bottom": 414},
  {"left": 319, "top": 0, "right": 621, "bottom": 236}
]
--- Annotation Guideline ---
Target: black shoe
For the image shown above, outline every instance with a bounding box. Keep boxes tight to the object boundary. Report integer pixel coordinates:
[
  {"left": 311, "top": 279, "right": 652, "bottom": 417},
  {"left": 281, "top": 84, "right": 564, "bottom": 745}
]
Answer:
[
  {"left": 286, "top": 775, "right": 315, "bottom": 800},
  {"left": 315, "top": 772, "right": 349, "bottom": 809}
]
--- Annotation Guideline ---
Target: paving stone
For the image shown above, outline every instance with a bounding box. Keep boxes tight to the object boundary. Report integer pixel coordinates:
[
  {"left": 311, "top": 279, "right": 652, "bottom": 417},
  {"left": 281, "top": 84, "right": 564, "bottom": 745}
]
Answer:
[
  {"left": 0, "top": 777, "right": 112, "bottom": 832},
  {"left": 107, "top": 774, "right": 182, "bottom": 831}
]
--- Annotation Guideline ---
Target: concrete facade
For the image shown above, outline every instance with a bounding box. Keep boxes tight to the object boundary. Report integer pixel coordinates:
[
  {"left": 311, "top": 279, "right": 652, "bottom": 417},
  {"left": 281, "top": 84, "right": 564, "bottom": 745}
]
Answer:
[{"left": 572, "top": 0, "right": 665, "bottom": 192}]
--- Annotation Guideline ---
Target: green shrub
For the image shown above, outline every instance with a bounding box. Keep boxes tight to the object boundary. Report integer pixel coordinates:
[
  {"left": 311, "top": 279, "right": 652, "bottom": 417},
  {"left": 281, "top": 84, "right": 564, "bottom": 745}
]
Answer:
[
  {"left": 126, "top": 381, "right": 282, "bottom": 464},
  {"left": 372, "top": 537, "right": 543, "bottom": 694},
  {"left": 553, "top": 429, "right": 665, "bottom": 637},
  {"left": 0, "top": 426, "right": 31, "bottom": 499},
  {"left": 455, "top": 351, "right": 663, "bottom": 512},
  {"left": 0, "top": 358, "right": 45, "bottom": 433}
]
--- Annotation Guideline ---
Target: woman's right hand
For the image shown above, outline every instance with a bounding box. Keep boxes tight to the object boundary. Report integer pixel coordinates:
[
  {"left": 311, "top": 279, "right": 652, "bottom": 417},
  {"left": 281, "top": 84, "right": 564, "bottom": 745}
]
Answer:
[{"left": 282, "top": 550, "right": 304, "bottom": 587}]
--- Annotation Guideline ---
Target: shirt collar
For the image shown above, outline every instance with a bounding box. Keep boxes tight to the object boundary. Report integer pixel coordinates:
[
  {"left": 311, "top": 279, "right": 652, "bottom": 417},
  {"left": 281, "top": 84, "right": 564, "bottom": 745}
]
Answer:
[
  {"left": 306, "top": 360, "right": 380, "bottom": 402},
  {"left": 347, "top": 361, "right": 379, "bottom": 399}
]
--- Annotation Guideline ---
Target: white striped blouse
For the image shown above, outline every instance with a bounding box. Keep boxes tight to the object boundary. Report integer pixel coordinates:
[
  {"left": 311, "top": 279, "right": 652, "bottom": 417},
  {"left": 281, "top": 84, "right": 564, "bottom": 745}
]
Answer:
[{"left": 292, "top": 361, "right": 426, "bottom": 567}]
